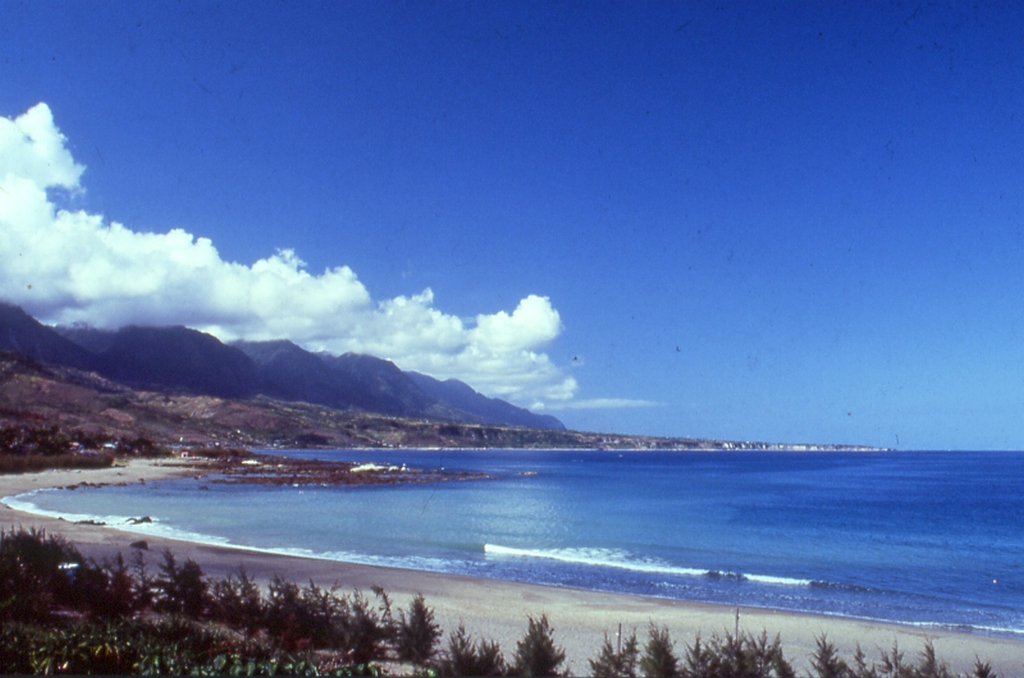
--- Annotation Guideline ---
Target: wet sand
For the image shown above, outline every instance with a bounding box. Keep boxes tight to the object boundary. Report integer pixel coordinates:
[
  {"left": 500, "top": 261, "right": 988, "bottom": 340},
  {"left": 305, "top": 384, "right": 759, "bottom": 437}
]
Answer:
[{"left": 2, "top": 460, "right": 1023, "bottom": 676}]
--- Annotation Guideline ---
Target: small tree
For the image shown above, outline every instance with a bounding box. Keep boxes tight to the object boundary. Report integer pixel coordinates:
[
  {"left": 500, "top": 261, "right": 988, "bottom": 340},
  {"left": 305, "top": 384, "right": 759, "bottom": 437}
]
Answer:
[
  {"left": 396, "top": 593, "right": 442, "bottom": 666},
  {"left": 970, "top": 657, "right": 997, "bottom": 678},
  {"left": 640, "top": 623, "right": 677, "bottom": 678},
  {"left": 266, "top": 576, "right": 308, "bottom": 648},
  {"left": 914, "top": 640, "right": 953, "bottom": 678},
  {"left": 878, "top": 640, "right": 909, "bottom": 678},
  {"left": 690, "top": 630, "right": 793, "bottom": 678},
  {"left": 266, "top": 577, "right": 349, "bottom": 650},
  {"left": 102, "top": 552, "right": 137, "bottom": 617},
  {"left": 64, "top": 552, "right": 138, "bottom": 619},
  {"left": 589, "top": 629, "right": 639, "bottom": 677},
  {"left": 156, "top": 550, "right": 210, "bottom": 618},
  {"left": 0, "top": 527, "right": 83, "bottom": 621},
  {"left": 745, "top": 630, "right": 794, "bottom": 678},
  {"left": 682, "top": 633, "right": 712, "bottom": 677},
  {"left": 341, "top": 587, "right": 394, "bottom": 664},
  {"left": 810, "top": 634, "right": 852, "bottom": 678},
  {"left": 441, "top": 624, "right": 506, "bottom": 677},
  {"left": 130, "top": 549, "right": 155, "bottom": 611},
  {"left": 512, "top": 614, "right": 566, "bottom": 677},
  {"left": 211, "top": 567, "right": 265, "bottom": 637},
  {"left": 847, "top": 644, "right": 878, "bottom": 678}
]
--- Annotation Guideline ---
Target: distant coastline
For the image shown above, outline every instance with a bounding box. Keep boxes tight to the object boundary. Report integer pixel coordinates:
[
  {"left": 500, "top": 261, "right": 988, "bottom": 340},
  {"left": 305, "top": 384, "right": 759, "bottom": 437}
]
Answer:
[
  {"left": 0, "top": 303, "right": 892, "bottom": 453},
  {"left": 0, "top": 349, "right": 888, "bottom": 454}
]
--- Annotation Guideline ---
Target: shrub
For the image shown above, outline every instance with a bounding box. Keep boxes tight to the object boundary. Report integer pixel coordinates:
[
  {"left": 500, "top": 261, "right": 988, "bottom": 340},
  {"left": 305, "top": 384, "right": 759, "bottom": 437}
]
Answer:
[
  {"left": 211, "top": 566, "right": 266, "bottom": 637},
  {"left": 810, "top": 634, "right": 852, "bottom": 678},
  {"left": 130, "top": 549, "right": 156, "bottom": 612},
  {"left": 0, "top": 527, "right": 83, "bottom": 621},
  {"left": 878, "top": 640, "right": 909, "bottom": 678},
  {"left": 0, "top": 616, "right": 328, "bottom": 676},
  {"left": 681, "top": 630, "right": 793, "bottom": 678},
  {"left": 914, "top": 640, "right": 954, "bottom": 678},
  {"left": 396, "top": 592, "right": 442, "bottom": 666},
  {"left": 263, "top": 577, "right": 396, "bottom": 659},
  {"left": 743, "top": 630, "right": 794, "bottom": 678},
  {"left": 970, "top": 658, "right": 998, "bottom": 678},
  {"left": 641, "top": 623, "right": 678, "bottom": 678},
  {"left": 99, "top": 552, "right": 138, "bottom": 618},
  {"left": 512, "top": 614, "right": 566, "bottom": 677},
  {"left": 155, "top": 549, "right": 211, "bottom": 617},
  {"left": 342, "top": 587, "right": 394, "bottom": 665},
  {"left": 440, "top": 624, "right": 506, "bottom": 677},
  {"left": 266, "top": 576, "right": 342, "bottom": 649},
  {"left": 589, "top": 629, "right": 639, "bottom": 677}
]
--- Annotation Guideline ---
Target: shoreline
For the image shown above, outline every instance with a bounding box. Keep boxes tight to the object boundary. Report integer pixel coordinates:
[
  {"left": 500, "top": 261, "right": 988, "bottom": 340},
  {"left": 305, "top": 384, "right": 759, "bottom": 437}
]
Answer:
[{"left": 3, "top": 461, "right": 1023, "bottom": 675}]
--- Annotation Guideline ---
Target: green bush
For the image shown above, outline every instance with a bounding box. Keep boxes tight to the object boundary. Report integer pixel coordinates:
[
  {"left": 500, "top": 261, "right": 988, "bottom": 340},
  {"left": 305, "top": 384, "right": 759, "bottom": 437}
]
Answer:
[
  {"left": 211, "top": 566, "right": 265, "bottom": 637},
  {"left": 155, "top": 550, "right": 211, "bottom": 617},
  {"left": 101, "top": 552, "right": 138, "bottom": 617},
  {"left": 913, "top": 640, "right": 954, "bottom": 678},
  {"left": 512, "top": 614, "right": 566, "bottom": 677},
  {"left": 439, "top": 624, "right": 507, "bottom": 677},
  {"left": 677, "top": 630, "right": 793, "bottom": 678},
  {"left": 0, "top": 527, "right": 83, "bottom": 621},
  {"left": 970, "top": 659, "right": 998, "bottom": 678},
  {"left": 589, "top": 629, "right": 639, "bottom": 677},
  {"left": 262, "top": 577, "right": 396, "bottom": 660},
  {"left": 266, "top": 576, "right": 341, "bottom": 649},
  {"left": 810, "top": 634, "right": 852, "bottom": 678},
  {"left": 342, "top": 587, "right": 395, "bottom": 665},
  {"left": 0, "top": 616, "right": 328, "bottom": 675},
  {"left": 396, "top": 592, "right": 442, "bottom": 666},
  {"left": 640, "top": 623, "right": 678, "bottom": 678},
  {"left": 129, "top": 549, "right": 156, "bottom": 612}
]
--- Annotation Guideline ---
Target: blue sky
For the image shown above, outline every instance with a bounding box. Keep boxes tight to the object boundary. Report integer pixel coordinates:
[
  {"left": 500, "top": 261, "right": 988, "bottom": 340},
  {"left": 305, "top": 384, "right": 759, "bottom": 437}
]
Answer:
[{"left": 2, "top": 2, "right": 1023, "bottom": 449}]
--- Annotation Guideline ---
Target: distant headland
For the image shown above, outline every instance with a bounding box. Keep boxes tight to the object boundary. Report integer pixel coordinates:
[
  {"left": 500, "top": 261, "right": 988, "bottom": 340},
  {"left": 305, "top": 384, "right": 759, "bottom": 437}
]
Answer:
[{"left": 0, "top": 302, "right": 887, "bottom": 453}]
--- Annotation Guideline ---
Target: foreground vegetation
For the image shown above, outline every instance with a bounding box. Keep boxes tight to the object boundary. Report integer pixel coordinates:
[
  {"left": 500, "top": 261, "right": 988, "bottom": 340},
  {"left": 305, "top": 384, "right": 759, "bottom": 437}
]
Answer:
[{"left": 0, "top": 529, "right": 1008, "bottom": 676}]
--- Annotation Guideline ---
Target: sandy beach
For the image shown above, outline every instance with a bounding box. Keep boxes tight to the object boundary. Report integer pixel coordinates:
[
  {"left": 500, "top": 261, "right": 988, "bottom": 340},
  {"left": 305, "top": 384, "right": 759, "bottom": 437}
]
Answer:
[{"left": 2, "top": 460, "right": 1023, "bottom": 676}]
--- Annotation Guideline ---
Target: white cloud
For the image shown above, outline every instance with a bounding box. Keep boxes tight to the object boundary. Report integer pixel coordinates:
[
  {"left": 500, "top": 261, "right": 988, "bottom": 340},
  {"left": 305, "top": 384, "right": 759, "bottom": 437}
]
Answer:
[
  {"left": 0, "top": 103, "right": 578, "bottom": 405},
  {"left": 470, "top": 295, "right": 563, "bottom": 353},
  {"left": 542, "top": 398, "right": 661, "bottom": 410}
]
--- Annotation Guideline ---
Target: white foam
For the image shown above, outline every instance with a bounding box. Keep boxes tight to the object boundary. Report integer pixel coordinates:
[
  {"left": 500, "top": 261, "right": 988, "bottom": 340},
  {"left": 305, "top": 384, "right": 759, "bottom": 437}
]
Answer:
[
  {"left": 904, "top": 620, "right": 1024, "bottom": 637},
  {"left": 744, "top": 573, "right": 815, "bottom": 587},
  {"left": 2, "top": 490, "right": 453, "bottom": 573},
  {"left": 484, "top": 543, "right": 815, "bottom": 587},
  {"left": 3, "top": 490, "right": 237, "bottom": 546},
  {"left": 485, "top": 543, "right": 707, "bottom": 578}
]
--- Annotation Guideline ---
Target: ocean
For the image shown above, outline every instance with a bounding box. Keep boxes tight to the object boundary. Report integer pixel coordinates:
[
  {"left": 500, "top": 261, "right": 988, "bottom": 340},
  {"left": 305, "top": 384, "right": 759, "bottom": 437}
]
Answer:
[{"left": 6, "top": 449, "right": 1024, "bottom": 636}]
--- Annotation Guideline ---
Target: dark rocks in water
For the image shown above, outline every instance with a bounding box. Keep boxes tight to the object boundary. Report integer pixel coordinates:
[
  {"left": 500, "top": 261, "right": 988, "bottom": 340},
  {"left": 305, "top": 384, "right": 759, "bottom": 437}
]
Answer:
[
  {"left": 130, "top": 540, "right": 149, "bottom": 550},
  {"left": 127, "top": 516, "right": 152, "bottom": 524}
]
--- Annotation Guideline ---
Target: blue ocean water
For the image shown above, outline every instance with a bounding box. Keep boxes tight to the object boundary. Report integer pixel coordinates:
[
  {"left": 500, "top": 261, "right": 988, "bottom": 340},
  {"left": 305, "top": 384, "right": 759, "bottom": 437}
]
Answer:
[{"left": 7, "top": 450, "right": 1024, "bottom": 635}]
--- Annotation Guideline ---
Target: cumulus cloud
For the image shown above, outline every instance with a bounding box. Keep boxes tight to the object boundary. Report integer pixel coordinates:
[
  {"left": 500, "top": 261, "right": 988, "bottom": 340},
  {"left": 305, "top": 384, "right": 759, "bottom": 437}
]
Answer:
[
  {"left": 542, "top": 398, "right": 661, "bottom": 410},
  {"left": 0, "top": 103, "right": 577, "bottom": 404}
]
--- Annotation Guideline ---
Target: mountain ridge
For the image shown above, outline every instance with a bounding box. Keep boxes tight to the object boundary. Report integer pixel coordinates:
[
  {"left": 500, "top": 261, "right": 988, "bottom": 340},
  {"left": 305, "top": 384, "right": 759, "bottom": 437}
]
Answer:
[
  {"left": 0, "top": 349, "right": 886, "bottom": 451},
  {"left": 0, "top": 301, "right": 563, "bottom": 430}
]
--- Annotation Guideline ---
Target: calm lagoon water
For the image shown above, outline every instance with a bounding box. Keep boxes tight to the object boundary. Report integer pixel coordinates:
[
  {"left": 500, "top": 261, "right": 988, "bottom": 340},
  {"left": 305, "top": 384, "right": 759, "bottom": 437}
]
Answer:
[{"left": 8, "top": 449, "right": 1024, "bottom": 635}]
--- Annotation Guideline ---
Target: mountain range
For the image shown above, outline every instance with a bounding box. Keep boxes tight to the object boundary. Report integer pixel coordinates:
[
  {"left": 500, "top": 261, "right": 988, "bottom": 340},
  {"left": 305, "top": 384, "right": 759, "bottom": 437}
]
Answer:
[{"left": 0, "top": 302, "right": 564, "bottom": 430}]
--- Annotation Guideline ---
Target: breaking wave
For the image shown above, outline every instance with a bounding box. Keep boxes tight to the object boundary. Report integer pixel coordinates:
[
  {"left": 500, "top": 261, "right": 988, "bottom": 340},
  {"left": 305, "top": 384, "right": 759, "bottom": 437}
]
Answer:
[
  {"left": 2, "top": 490, "right": 454, "bottom": 574},
  {"left": 483, "top": 543, "right": 816, "bottom": 587}
]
